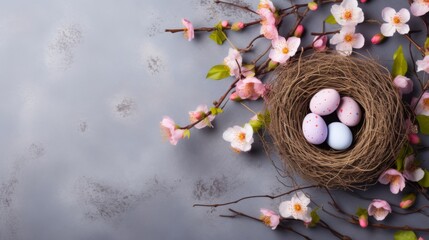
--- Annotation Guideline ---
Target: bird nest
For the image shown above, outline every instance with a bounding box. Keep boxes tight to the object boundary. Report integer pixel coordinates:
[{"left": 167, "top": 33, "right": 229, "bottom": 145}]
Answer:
[{"left": 265, "top": 52, "right": 409, "bottom": 189}]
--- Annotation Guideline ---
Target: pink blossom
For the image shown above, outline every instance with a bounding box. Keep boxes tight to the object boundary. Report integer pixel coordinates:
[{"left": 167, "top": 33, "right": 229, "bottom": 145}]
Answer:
[
  {"left": 381, "top": 7, "right": 410, "bottom": 37},
  {"left": 378, "top": 169, "right": 405, "bottom": 194},
  {"left": 411, "top": 0, "right": 429, "bottom": 17},
  {"left": 403, "top": 155, "right": 425, "bottom": 182},
  {"left": 236, "top": 77, "right": 266, "bottom": 100},
  {"left": 223, "top": 123, "right": 254, "bottom": 152},
  {"left": 258, "top": 0, "right": 276, "bottom": 12},
  {"left": 368, "top": 199, "right": 391, "bottom": 221},
  {"left": 269, "top": 36, "right": 301, "bottom": 64},
  {"left": 418, "top": 237, "right": 424, "bottom": 240},
  {"left": 223, "top": 48, "right": 243, "bottom": 77},
  {"left": 330, "top": 26, "right": 364, "bottom": 56},
  {"left": 393, "top": 75, "right": 413, "bottom": 96},
  {"left": 258, "top": 8, "right": 278, "bottom": 40},
  {"left": 412, "top": 91, "right": 429, "bottom": 116},
  {"left": 417, "top": 56, "right": 429, "bottom": 74},
  {"left": 221, "top": 20, "right": 229, "bottom": 27},
  {"left": 260, "top": 208, "right": 280, "bottom": 230},
  {"left": 313, "top": 35, "right": 328, "bottom": 51},
  {"left": 160, "top": 116, "right": 185, "bottom": 145},
  {"left": 181, "top": 19, "right": 194, "bottom": 41},
  {"left": 188, "top": 105, "right": 215, "bottom": 129},
  {"left": 331, "top": 0, "right": 364, "bottom": 26}
]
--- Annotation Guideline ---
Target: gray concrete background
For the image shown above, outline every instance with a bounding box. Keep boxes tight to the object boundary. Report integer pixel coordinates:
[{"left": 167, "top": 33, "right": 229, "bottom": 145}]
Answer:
[{"left": 0, "top": 0, "right": 428, "bottom": 239}]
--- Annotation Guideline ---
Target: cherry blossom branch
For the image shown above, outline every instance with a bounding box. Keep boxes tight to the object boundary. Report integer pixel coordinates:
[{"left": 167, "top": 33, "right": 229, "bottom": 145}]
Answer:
[
  {"left": 404, "top": 34, "right": 425, "bottom": 56},
  {"left": 165, "top": 19, "right": 261, "bottom": 33},
  {"left": 193, "top": 185, "right": 320, "bottom": 207},
  {"left": 238, "top": 34, "right": 264, "bottom": 52},
  {"left": 214, "top": 0, "right": 258, "bottom": 15},
  {"left": 220, "top": 208, "right": 312, "bottom": 240}
]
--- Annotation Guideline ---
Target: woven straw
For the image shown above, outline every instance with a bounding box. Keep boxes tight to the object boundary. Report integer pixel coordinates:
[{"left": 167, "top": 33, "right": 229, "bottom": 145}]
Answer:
[{"left": 266, "top": 52, "right": 409, "bottom": 189}]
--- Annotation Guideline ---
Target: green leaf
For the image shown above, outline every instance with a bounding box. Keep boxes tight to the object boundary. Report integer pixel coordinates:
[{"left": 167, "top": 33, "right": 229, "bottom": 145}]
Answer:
[
  {"left": 395, "top": 145, "right": 413, "bottom": 171},
  {"left": 325, "top": 14, "right": 337, "bottom": 24},
  {"left": 267, "top": 60, "right": 279, "bottom": 71},
  {"left": 392, "top": 45, "right": 408, "bottom": 77},
  {"left": 309, "top": 208, "right": 320, "bottom": 228},
  {"left": 206, "top": 64, "right": 231, "bottom": 80},
  {"left": 418, "top": 169, "right": 429, "bottom": 187},
  {"left": 210, "top": 107, "right": 223, "bottom": 116},
  {"left": 209, "top": 29, "right": 227, "bottom": 45},
  {"left": 355, "top": 207, "right": 368, "bottom": 217},
  {"left": 416, "top": 115, "right": 429, "bottom": 135},
  {"left": 424, "top": 37, "right": 429, "bottom": 51},
  {"left": 394, "top": 230, "right": 417, "bottom": 240},
  {"left": 183, "top": 129, "right": 191, "bottom": 139}
]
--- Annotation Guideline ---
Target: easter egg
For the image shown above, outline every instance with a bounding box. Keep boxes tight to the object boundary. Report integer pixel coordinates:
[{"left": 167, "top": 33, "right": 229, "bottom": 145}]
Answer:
[
  {"left": 337, "top": 97, "right": 362, "bottom": 127},
  {"left": 310, "top": 88, "right": 341, "bottom": 116},
  {"left": 327, "top": 122, "right": 353, "bottom": 150},
  {"left": 302, "top": 113, "right": 328, "bottom": 145}
]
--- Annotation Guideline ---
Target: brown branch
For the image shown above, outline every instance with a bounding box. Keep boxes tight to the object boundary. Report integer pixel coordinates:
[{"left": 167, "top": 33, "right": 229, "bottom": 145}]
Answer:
[
  {"left": 165, "top": 19, "right": 261, "bottom": 33},
  {"left": 193, "top": 185, "right": 320, "bottom": 207},
  {"left": 311, "top": 30, "right": 340, "bottom": 36},
  {"left": 404, "top": 34, "right": 425, "bottom": 56},
  {"left": 239, "top": 34, "right": 264, "bottom": 52},
  {"left": 214, "top": 0, "right": 258, "bottom": 15}
]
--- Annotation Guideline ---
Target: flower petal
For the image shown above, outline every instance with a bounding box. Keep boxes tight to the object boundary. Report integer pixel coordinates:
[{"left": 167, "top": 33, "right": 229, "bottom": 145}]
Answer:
[
  {"left": 279, "top": 201, "right": 293, "bottom": 218},
  {"left": 382, "top": 7, "right": 396, "bottom": 22},
  {"left": 342, "top": 0, "right": 358, "bottom": 9},
  {"left": 352, "top": 33, "right": 365, "bottom": 49},
  {"left": 396, "top": 24, "right": 410, "bottom": 35},
  {"left": 381, "top": 23, "right": 395, "bottom": 37},
  {"left": 410, "top": 2, "right": 429, "bottom": 17},
  {"left": 222, "top": 128, "right": 236, "bottom": 142},
  {"left": 398, "top": 8, "right": 410, "bottom": 23}
]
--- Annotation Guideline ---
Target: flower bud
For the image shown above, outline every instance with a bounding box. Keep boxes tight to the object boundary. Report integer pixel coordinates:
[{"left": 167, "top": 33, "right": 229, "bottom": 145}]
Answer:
[
  {"left": 408, "top": 133, "right": 421, "bottom": 145},
  {"left": 371, "top": 33, "right": 385, "bottom": 45},
  {"left": 400, "top": 193, "right": 416, "bottom": 209},
  {"left": 221, "top": 20, "right": 229, "bottom": 28},
  {"left": 358, "top": 214, "right": 368, "bottom": 228},
  {"left": 313, "top": 35, "right": 328, "bottom": 52},
  {"left": 307, "top": 2, "right": 318, "bottom": 11},
  {"left": 294, "top": 25, "right": 305, "bottom": 38},
  {"left": 231, "top": 21, "right": 244, "bottom": 31},
  {"left": 360, "top": 0, "right": 367, "bottom": 3},
  {"left": 229, "top": 91, "right": 242, "bottom": 101}
]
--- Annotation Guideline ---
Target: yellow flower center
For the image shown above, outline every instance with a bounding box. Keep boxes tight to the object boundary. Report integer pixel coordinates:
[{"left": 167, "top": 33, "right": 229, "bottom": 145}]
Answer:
[
  {"left": 343, "top": 10, "right": 352, "bottom": 20},
  {"left": 258, "top": 3, "right": 270, "bottom": 9},
  {"left": 294, "top": 203, "right": 302, "bottom": 212},
  {"left": 282, "top": 47, "right": 289, "bottom": 54},
  {"left": 423, "top": 98, "right": 429, "bottom": 109},
  {"left": 238, "top": 132, "right": 246, "bottom": 141},
  {"left": 393, "top": 16, "right": 401, "bottom": 24},
  {"left": 260, "top": 215, "right": 271, "bottom": 226},
  {"left": 344, "top": 34, "right": 353, "bottom": 43}
]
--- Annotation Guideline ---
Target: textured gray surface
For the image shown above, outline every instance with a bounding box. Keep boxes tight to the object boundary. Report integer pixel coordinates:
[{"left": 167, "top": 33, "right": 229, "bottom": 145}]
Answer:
[{"left": 0, "top": 0, "right": 428, "bottom": 239}]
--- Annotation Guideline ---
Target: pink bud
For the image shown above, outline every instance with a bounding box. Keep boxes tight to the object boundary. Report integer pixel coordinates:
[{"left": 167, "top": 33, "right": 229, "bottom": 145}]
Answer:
[
  {"left": 221, "top": 20, "right": 229, "bottom": 28},
  {"left": 307, "top": 2, "right": 318, "bottom": 11},
  {"left": 360, "top": 0, "right": 367, "bottom": 2},
  {"left": 418, "top": 237, "right": 424, "bottom": 240},
  {"left": 371, "top": 33, "right": 385, "bottom": 45},
  {"left": 313, "top": 35, "right": 328, "bottom": 52},
  {"left": 400, "top": 193, "right": 416, "bottom": 209},
  {"left": 231, "top": 21, "right": 245, "bottom": 31},
  {"left": 229, "top": 91, "right": 242, "bottom": 101},
  {"left": 400, "top": 199, "right": 414, "bottom": 209},
  {"left": 294, "top": 25, "right": 304, "bottom": 38},
  {"left": 359, "top": 215, "right": 368, "bottom": 228},
  {"left": 408, "top": 133, "right": 421, "bottom": 145}
]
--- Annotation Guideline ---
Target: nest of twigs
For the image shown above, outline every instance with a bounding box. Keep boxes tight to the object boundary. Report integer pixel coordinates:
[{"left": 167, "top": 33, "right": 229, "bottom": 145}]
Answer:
[{"left": 266, "top": 52, "right": 409, "bottom": 189}]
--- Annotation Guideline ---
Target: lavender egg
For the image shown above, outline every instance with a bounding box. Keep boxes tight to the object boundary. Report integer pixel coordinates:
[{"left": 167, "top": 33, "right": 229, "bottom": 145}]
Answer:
[
  {"left": 327, "top": 122, "right": 353, "bottom": 150},
  {"left": 337, "top": 97, "right": 362, "bottom": 127},
  {"left": 310, "top": 88, "right": 341, "bottom": 116},
  {"left": 302, "top": 113, "right": 328, "bottom": 145}
]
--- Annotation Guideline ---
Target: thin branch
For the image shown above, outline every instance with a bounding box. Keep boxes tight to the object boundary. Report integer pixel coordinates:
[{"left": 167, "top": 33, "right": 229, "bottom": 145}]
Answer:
[
  {"left": 214, "top": 0, "right": 258, "bottom": 15},
  {"left": 193, "top": 185, "right": 320, "bottom": 207}
]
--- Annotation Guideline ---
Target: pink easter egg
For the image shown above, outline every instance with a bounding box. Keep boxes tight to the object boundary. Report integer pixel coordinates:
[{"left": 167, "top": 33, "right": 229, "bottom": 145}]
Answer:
[
  {"left": 337, "top": 96, "right": 362, "bottom": 127},
  {"left": 302, "top": 113, "right": 328, "bottom": 145},
  {"left": 309, "top": 88, "right": 341, "bottom": 116}
]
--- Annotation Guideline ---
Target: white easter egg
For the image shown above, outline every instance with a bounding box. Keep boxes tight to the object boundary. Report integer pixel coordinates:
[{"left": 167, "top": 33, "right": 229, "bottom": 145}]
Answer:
[
  {"left": 310, "top": 88, "right": 341, "bottom": 116},
  {"left": 302, "top": 113, "right": 328, "bottom": 145},
  {"left": 327, "top": 122, "right": 353, "bottom": 150},
  {"left": 337, "top": 97, "right": 362, "bottom": 127}
]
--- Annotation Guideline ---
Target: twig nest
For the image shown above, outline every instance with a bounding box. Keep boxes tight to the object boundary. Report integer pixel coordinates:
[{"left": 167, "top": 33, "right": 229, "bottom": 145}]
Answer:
[{"left": 266, "top": 53, "right": 408, "bottom": 189}]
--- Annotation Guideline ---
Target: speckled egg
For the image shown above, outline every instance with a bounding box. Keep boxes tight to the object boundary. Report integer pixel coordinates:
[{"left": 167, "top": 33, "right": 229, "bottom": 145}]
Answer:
[
  {"left": 309, "top": 88, "right": 341, "bottom": 116},
  {"left": 302, "top": 113, "right": 328, "bottom": 145},
  {"left": 327, "top": 122, "right": 353, "bottom": 150},
  {"left": 337, "top": 97, "right": 362, "bottom": 127}
]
